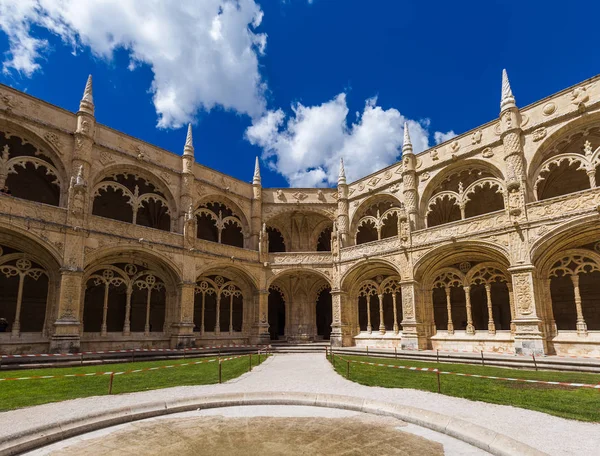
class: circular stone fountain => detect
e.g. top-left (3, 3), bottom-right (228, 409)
top-left (28, 406), bottom-right (451, 456)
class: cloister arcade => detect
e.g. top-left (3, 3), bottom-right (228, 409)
top-left (1, 72), bottom-right (600, 356)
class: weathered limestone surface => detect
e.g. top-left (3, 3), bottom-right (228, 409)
top-left (0, 71), bottom-right (600, 356)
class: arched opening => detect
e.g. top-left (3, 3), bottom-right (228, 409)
top-left (83, 264), bottom-right (167, 335)
top-left (356, 277), bottom-right (402, 334)
top-left (536, 160), bottom-right (591, 200)
top-left (427, 195), bottom-right (461, 227)
top-left (353, 198), bottom-right (402, 245)
top-left (356, 219), bottom-right (378, 245)
top-left (316, 226), bottom-right (332, 252)
top-left (0, 132), bottom-right (61, 206)
top-left (268, 287), bottom-right (286, 340)
top-left (0, 246), bottom-right (49, 334)
top-left (424, 166), bottom-right (503, 228)
top-left (196, 202), bottom-right (244, 248)
top-left (92, 186), bottom-right (132, 223)
top-left (194, 275), bottom-right (244, 335)
top-left (549, 252), bottom-right (600, 332)
top-left (316, 287), bottom-right (332, 339)
top-left (464, 183), bottom-right (504, 218)
top-left (380, 213), bottom-right (399, 240)
top-left (92, 174), bottom-right (171, 231)
top-left (267, 226), bottom-right (286, 253)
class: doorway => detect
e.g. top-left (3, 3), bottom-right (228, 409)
top-left (316, 287), bottom-right (332, 340)
top-left (268, 287), bottom-right (286, 340)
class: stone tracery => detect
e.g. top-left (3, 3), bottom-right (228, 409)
top-left (92, 173), bottom-right (172, 231)
top-left (1, 71), bottom-right (600, 357)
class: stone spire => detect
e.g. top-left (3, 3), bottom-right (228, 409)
top-left (338, 157), bottom-right (347, 186)
top-left (402, 122), bottom-right (413, 154)
top-left (183, 123), bottom-right (194, 156)
top-left (79, 74), bottom-right (94, 115)
top-left (253, 156), bottom-right (261, 185)
top-left (500, 69), bottom-right (516, 111)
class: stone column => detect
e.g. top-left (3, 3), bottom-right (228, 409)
top-left (464, 286), bottom-right (475, 335)
top-left (509, 265), bottom-right (546, 355)
top-left (9, 272), bottom-right (25, 336)
top-left (485, 284), bottom-right (496, 335)
top-left (366, 296), bottom-right (372, 333)
top-left (215, 295), bottom-right (221, 335)
top-left (101, 282), bottom-right (109, 336)
top-left (392, 293), bottom-right (399, 334)
top-left (50, 269), bottom-right (84, 353)
top-left (144, 288), bottom-right (152, 336)
top-left (445, 287), bottom-right (454, 335)
top-left (570, 275), bottom-right (588, 335)
top-left (330, 289), bottom-right (353, 347)
top-left (123, 288), bottom-right (133, 336)
top-left (229, 294), bottom-right (234, 334)
top-left (378, 294), bottom-right (385, 334)
top-left (507, 282), bottom-right (516, 333)
top-left (169, 281), bottom-right (196, 349)
top-left (251, 290), bottom-right (270, 344)
top-left (399, 280), bottom-right (425, 350)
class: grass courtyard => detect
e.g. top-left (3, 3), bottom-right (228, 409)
top-left (0, 354), bottom-right (267, 411)
top-left (330, 354), bottom-right (600, 422)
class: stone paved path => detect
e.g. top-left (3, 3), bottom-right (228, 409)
top-left (2, 353), bottom-right (598, 455)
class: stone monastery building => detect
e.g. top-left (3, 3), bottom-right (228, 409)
top-left (0, 71), bottom-right (599, 357)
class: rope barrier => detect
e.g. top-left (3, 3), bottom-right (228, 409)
top-left (0, 354), bottom-right (250, 382)
top-left (332, 354), bottom-right (600, 390)
top-left (1, 344), bottom-right (271, 359)
top-left (357, 346), bottom-right (600, 359)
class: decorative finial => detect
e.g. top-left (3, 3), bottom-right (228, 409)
top-left (500, 69), bottom-right (516, 111)
top-left (253, 156), bottom-right (261, 185)
top-left (402, 122), bottom-right (413, 155)
top-left (183, 123), bottom-right (194, 156)
top-left (79, 74), bottom-right (94, 115)
top-left (338, 157), bottom-right (347, 185)
top-left (403, 122), bottom-right (412, 147)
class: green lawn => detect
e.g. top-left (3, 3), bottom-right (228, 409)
top-left (0, 354), bottom-right (267, 412)
top-left (330, 354), bottom-right (600, 422)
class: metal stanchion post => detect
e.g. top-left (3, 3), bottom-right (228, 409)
top-left (249, 353), bottom-right (252, 372)
top-left (436, 370), bottom-right (441, 393)
top-left (532, 353), bottom-right (538, 371)
top-left (258, 350), bottom-right (261, 364)
top-left (108, 372), bottom-right (115, 395)
top-left (480, 350), bottom-right (485, 367)
top-left (436, 349), bottom-right (439, 364)
top-left (346, 360), bottom-right (350, 379)
top-left (218, 359), bottom-right (222, 384)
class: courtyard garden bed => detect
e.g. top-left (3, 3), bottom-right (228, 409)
top-left (330, 354), bottom-right (600, 422)
top-left (0, 354), bottom-right (267, 411)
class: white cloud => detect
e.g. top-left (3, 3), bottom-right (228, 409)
top-left (246, 93), bottom-right (440, 187)
top-left (0, 0), bottom-right (267, 128)
top-left (434, 130), bottom-right (457, 145)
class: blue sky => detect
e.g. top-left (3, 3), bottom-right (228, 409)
top-left (0, 0), bottom-right (597, 188)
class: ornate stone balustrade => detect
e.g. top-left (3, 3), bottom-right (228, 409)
top-left (526, 188), bottom-right (600, 221)
top-left (0, 196), bottom-right (67, 226)
top-left (412, 210), bottom-right (508, 247)
top-left (340, 236), bottom-right (400, 262)
top-left (269, 251), bottom-right (332, 266)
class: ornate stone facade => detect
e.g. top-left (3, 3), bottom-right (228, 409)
top-left (1, 71), bottom-right (600, 356)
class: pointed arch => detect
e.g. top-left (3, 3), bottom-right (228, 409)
top-left (0, 122), bottom-right (68, 207)
top-left (91, 165), bottom-right (176, 231)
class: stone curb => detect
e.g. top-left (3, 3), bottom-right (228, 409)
top-left (0, 392), bottom-right (547, 456)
